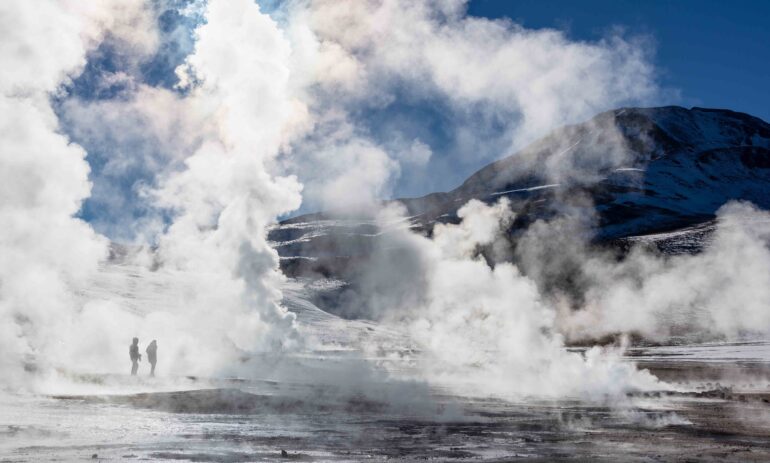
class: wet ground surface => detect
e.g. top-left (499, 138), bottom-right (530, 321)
top-left (2, 343), bottom-right (770, 462)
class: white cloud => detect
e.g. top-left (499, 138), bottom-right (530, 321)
top-left (365, 199), bottom-right (660, 398)
top-left (275, 0), bottom-right (659, 210)
top-left (0, 0), bottom-right (157, 386)
top-left (1, 0), bottom-right (690, 400)
top-left (560, 201), bottom-right (770, 341)
top-left (151, 0), bottom-right (307, 358)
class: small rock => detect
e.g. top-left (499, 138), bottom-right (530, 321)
top-left (281, 449), bottom-right (289, 457)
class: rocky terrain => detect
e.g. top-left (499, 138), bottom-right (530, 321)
top-left (268, 106), bottom-right (770, 318)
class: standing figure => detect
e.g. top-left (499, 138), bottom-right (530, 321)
top-left (129, 337), bottom-right (141, 375)
top-left (146, 340), bottom-right (158, 377)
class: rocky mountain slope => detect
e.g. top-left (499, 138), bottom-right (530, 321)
top-left (266, 107), bottom-right (770, 317)
top-left (270, 106), bottom-right (770, 273)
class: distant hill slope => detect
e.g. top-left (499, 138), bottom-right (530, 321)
top-left (270, 106), bottom-right (770, 279)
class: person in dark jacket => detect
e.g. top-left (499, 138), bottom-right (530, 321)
top-left (146, 340), bottom-right (158, 377)
top-left (129, 337), bottom-right (141, 375)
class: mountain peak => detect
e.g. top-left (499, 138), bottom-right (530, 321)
top-left (268, 106), bottom-right (770, 315)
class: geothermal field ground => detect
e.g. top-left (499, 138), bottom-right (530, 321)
top-left (2, 261), bottom-right (770, 462)
top-left (3, 342), bottom-right (770, 461)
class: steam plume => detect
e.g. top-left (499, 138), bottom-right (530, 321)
top-left (0, 0), bottom-right (156, 387)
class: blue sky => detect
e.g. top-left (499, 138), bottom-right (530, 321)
top-left (62, 0), bottom-right (770, 238)
top-left (469, 0), bottom-right (770, 123)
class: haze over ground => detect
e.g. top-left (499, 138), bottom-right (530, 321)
top-left (1, 1), bottom-right (770, 461)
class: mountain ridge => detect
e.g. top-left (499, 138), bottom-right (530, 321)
top-left (270, 106), bottom-right (770, 270)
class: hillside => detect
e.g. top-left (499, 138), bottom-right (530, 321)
top-left (267, 106), bottom-right (770, 317)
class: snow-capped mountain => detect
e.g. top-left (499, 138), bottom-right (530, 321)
top-left (82, 107), bottom-right (770, 335)
top-left (269, 107), bottom-right (770, 293)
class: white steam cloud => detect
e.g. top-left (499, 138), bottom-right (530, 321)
top-left (370, 199), bottom-right (660, 398)
top-left (5, 0), bottom-right (768, 405)
top-left (559, 201), bottom-right (770, 341)
top-left (280, 0), bottom-right (658, 210)
top-left (149, 0), bottom-right (307, 363)
top-left (0, 0), bottom-right (156, 388)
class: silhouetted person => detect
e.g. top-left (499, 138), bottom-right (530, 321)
top-left (129, 337), bottom-right (141, 375)
top-left (146, 340), bottom-right (157, 377)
